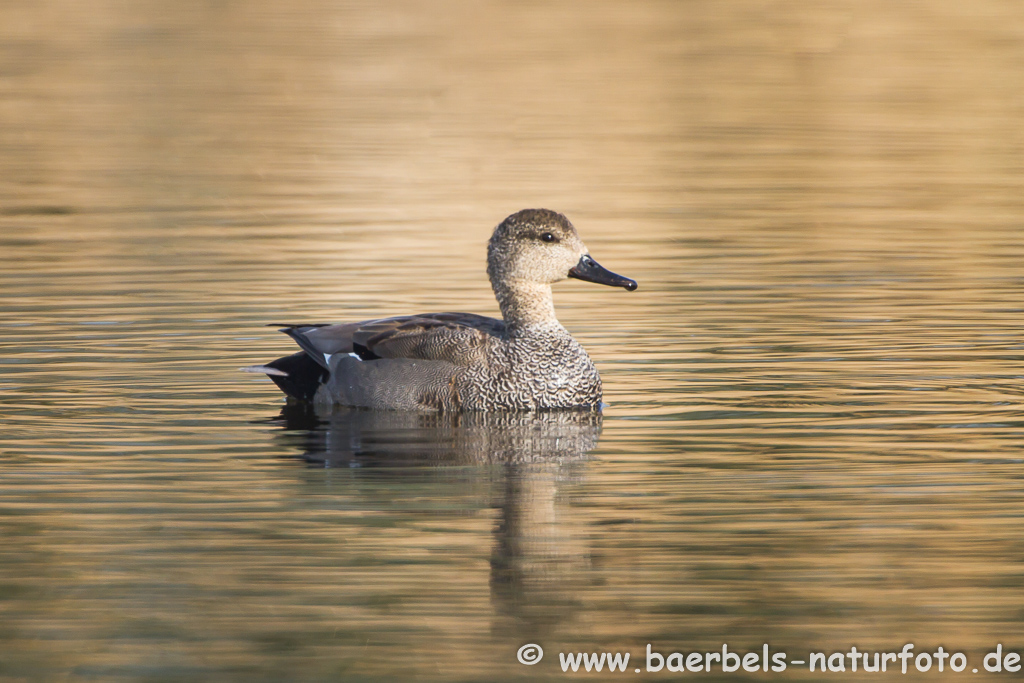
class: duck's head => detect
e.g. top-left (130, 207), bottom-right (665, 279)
top-left (487, 209), bottom-right (637, 291)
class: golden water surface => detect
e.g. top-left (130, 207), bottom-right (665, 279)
top-left (2, 1), bottom-right (1024, 680)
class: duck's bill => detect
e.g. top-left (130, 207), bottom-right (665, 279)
top-left (568, 255), bottom-right (638, 291)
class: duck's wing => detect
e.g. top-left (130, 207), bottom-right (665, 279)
top-left (271, 322), bottom-right (363, 370)
top-left (353, 312), bottom-right (504, 363)
top-left (278, 312), bottom-right (505, 370)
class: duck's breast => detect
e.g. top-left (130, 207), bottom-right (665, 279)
top-left (456, 334), bottom-right (602, 410)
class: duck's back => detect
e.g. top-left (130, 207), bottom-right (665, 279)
top-left (281, 312), bottom-right (503, 411)
top-left (307, 318), bottom-right (601, 411)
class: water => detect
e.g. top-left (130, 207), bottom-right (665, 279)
top-left (2, 1), bottom-right (1024, 680)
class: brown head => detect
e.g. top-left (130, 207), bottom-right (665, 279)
top-left (486, 209), bottom-right (637, 291)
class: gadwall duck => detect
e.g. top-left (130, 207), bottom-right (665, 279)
top-left (244, 209), bottom-right (636, 411)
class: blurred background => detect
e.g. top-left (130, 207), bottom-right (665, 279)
top-left (2, 1), bottom-right (1024, 680)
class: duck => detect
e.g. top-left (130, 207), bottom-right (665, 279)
top-left (243, 209), bottom-right (637, 411)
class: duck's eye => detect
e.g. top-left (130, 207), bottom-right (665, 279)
top-left (540, 232), bottom-right (557, 243)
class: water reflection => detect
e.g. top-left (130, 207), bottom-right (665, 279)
top-left (272, 406), bottom-right (598, 638)
top-left (489, 461), bottom-right (592, 642)
top-left (272, 405), bottom-right (602, 468)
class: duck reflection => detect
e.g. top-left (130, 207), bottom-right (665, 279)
top-left (271, 405), bottom-right (600, 636)
top-left (273, 403), bottom-right (601, 467)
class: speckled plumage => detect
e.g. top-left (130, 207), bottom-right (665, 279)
top-left (249, 209), bottom-right (636, 411)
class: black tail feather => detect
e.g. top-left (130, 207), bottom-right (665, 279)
top-left (266, 352), bottom-right (329, 402)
